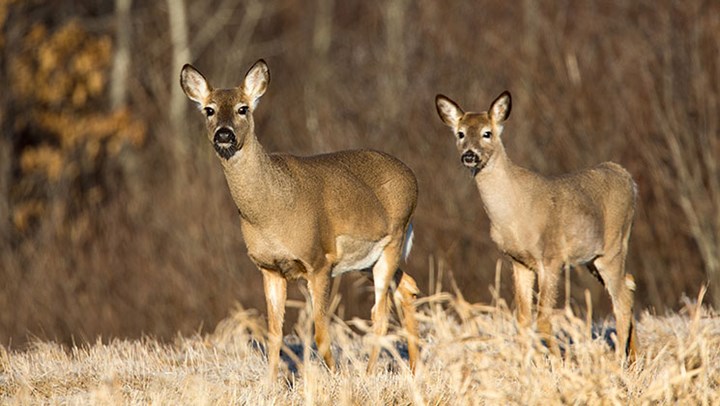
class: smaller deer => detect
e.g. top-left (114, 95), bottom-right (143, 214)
top-left (180, 60), bottom-right (420, 380)
top-left (435, 91), bottom-right (638, 360)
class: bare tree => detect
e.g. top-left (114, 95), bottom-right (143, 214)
top-left (305, 0), bottom-right (333, 149)
top-left (111, 0), bottom-right (132, 109)
top-left (380, 0), bottom-right (409, 123)
top-left (167, 0), bottom-right (191, 160)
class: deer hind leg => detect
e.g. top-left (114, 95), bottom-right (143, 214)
top-left (392, 268), bottom-right (420, 373)
top-left (512, 260), bottom-right (535, 328)
top-left (537, 261), bottom-right (561, 356)
top-left (261, 268), bottom-right (287, 382)
top-left (367, 244), bottom-right (402, 374)
top-left (593, 245), bottom-right (637, 362)
top-left (308, 270), bottom-right (335, 371)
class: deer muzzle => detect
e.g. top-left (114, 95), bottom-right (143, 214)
top-left (461, 150), bottom-right (480, 166)
top-left (213, 128), bottom-right (239, 160)
top-left (214, 128), bottom-right (236, 145)
top-left (461, 150), bottom-right (485, 176)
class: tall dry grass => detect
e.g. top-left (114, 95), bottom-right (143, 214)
top-left (1, 282), bottom-right (718, 404)
top-left (0, 0), bottom-right (718, 347)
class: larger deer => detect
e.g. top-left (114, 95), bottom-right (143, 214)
top-left (435, 91), bottom-right (638, 360)
top-left (180, 60), bottom-right (420, 380)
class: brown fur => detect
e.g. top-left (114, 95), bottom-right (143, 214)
top-left (180, 60), bottom-right (420, 380)
top-left (436, 91), bottom-right (638, 361)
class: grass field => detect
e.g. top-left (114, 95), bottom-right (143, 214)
top-left (1, 286), bottom-right (717, 405)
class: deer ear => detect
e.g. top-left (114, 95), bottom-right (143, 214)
top-left (435, 95), bottom-right (464, 128)
top-left (490, 91), bottom-right (511, 123)
top-left (180, 64), bottom-right (211, 104)
top-left (243, 59), bottom-right (270, 108)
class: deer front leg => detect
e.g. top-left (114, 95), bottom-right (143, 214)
top-left (512, 260), bottom-right (535, 328)
top-left (537, 261), bottom-right (561, 356)
top-left (308, 270), bottom-right (335, 371)
top-left (261, 268), bottom-right (287, 382)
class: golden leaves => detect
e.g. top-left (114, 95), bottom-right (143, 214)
top-left (9, 19), bottom-right (146, 233)
top-left (13, 21), bottom-right (112, 107)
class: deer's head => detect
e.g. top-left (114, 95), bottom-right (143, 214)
top-left (180, 60), bottom-right (270, 160)
top-left (435, 91), bottom-right (511, 176)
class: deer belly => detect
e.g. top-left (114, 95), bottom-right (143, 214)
top-left (331, 235), bottom-right (391, 277)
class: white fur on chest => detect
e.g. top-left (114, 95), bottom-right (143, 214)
top-left (331, 235), bottom-right (391, 277)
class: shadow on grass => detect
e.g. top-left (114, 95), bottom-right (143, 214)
top-left (251, 324), bottom-right (618, 375)
top-left (549, 325), bottom-right (618, 357)
top-left (251, 335), bottom-right (412, 375)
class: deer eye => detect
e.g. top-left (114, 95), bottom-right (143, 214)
top-left (482, 131), bottom-right (492, 139)
top-left (204, 107), bottom-right (215, 117)
top-left (237, 106), bottom-right (248, 115)
top-left (457, 131), bottom-right (465, 140)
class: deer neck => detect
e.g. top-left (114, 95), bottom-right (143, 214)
top-left (219, 136), bottom-right (294, 225)
top-left (473, 150), bottom-right (528, 227)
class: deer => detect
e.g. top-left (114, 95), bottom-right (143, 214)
top-left (180, 59), bottom-right (420, 380)
top-left (435, 91), bottom-right (638, 361)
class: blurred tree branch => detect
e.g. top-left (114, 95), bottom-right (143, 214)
top-left (648, 5), bottom-right (720, 307)
top-left (0, 126), bottom-right (9, 244)
top-left (305, 0), bottom-right (333, 149)
top-left (189, 0), bottom-right (264, 59)
top-left (225, 0), bottom-right (264, 71)
top-left (110, 0), bottom-right (131, 109)
top-left (380, 0), bottom-right (408, 123)
top-left (111, 0), bottom-right (145, 201)
top-left (167, 0), bottom-right (190, 161)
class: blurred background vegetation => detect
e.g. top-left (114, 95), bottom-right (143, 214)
top-left (0, 0), bottom-right (718, 346)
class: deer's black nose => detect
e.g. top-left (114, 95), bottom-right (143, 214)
top-left (214, 128), bottom-right (235, 144)
top-left (461, 150), bottom-right (479, 165)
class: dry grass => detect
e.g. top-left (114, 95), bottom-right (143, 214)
top-left (1, 0), bottom-right (718, 365)
top-left (1, 285), bottom-right (717, 405)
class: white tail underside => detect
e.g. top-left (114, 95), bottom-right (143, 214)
top-left (402, 223), bottom-right (414, 262)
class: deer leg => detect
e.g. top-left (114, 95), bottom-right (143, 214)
top-left (512, 260), bottom-right (535, 328)
top-left (367, 245), bottom-right (401, 373)
top-left (307, 270), bottom-right (335, 371)
top-left (594, 250), bottom-right (637, 362)
top-left (392, 268), bottom-right (420, 373)
top-left (261, 268), bottom-right (287, 382)
top-left (537, 261), bottom-right (561, 356)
